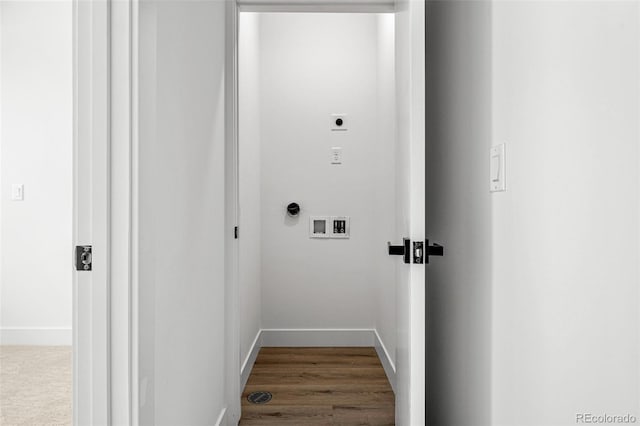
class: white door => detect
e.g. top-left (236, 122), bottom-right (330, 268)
top-left (394, 1), bottom-right (427, 425)
top-left (73, 1), bottom-right (110, 424)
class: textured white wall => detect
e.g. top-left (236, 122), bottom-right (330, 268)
top-left (238, 12), bottom-right (263, 369)
top-left (257, 13), bottom-right (396, 348)
top-left (0, 1), bottom-right (73, 345)
top-left (491, 2), bottom-right (640, 425)
top-left (137, 1), bottom-right (227, 424)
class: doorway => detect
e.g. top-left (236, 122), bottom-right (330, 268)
top-left (237, 10), bottom-right (398, 424)
top-left (0, 2), bottom-right (73, 424)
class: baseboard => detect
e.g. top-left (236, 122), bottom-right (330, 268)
top-left (374, 329), bottom-right (396, 393)
top-left (0, 327), bottom-right (72, 345)
top-left (241, 330), bottom-right (263, 390)
top-left (260, 328), bottom-right (376, 347)
top-left (242, 329), bottom-right (395, 395)
top-left (215, 406), bottom-right (227, 426)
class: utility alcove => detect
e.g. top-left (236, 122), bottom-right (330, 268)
top-left (238, 11), bottom-right (398, 424)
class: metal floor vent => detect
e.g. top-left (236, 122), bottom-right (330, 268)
top-left (247, 391), bottom-right (272, 404)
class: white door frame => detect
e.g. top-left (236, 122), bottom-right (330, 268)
top-left (225, 0), bottom-right (242, 424)
top-left (73, 0), bottom-right (110, 423)
top-left (229, 2), bottom-right (425, 425)
top-left (73, 0), bottom-right (137, 424)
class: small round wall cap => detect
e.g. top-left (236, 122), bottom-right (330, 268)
top-left (287, 202), bottom-right (300, 216)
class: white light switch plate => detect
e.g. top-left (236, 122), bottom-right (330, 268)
top-left (11, 184), bottom-right (24, 201)
top-left (490, 144), bottom-right (506, 192)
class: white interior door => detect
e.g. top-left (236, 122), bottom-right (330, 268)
top-left (73, 1), bottom-right (110, 424)
top-left (394, 1), bottom-right (426, 425)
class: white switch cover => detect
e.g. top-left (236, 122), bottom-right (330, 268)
top-left (490, 144), bottom-right (506, 192)
top-left (331, 147), bottom-right (343, 165)
top-left (11, 184), bottom-right (24, 201)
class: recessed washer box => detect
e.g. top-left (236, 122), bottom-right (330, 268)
top-left (309, 216), bottom-right (350, 239)
top-left (330, 216), bottom-right (350, 238)
top-left (310, 216), bottom-right (329, 238)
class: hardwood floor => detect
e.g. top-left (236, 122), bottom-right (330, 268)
top-left (240, 347), bottom-right (395, 425)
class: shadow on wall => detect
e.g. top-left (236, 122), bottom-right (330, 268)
top-left (425, 1), bottom-right (492, 426)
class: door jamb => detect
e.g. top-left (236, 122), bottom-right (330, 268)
top-left (224, 0), bottom-right (242, 424)
top-left (228, 3), bottom-right (401, 425)
top-left (73, 0), bottom-right (137, 424)
top-left (73, 0), bottom-right (111, 424)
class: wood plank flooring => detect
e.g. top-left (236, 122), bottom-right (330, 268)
top-left (240, 347), bottom-right (395, 425)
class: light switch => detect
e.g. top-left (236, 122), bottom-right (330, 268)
top-left (491, 155), bottom-right (500, 182)
top-left (11, 184), bottom-right (24, 201)
top-left (490, 144), bottom-right (506, 192)
top-left (331, 147), bottom-right (343, 165)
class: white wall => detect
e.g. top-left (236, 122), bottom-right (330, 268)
top-left (374, 12), bottom-right (397, 374)
top-left (425, 2), bottom-right (639, 425)
top-left (0, 1), bottom-right (73, 345)
top-left (257, 13), bottom-right (396, 350)
top-left (238, 12), bottom-right (262, 371)
top-left (425, 1), bottom-right (493, 425)
top-left (137, 1), bottom-right (228, 424)
top-left (491, 2), bottom-right (640, 425)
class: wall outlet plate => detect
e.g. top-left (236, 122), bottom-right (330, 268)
top-left (330, 114), bottom-right (348, 131)
top-left (330, 216), bottom-right (350, 238)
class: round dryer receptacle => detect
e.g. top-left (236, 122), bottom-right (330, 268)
top-left (287, 202), bottom-right (300, 216)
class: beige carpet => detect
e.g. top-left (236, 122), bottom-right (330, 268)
top-left (0, 346), bottom-right (72, 426)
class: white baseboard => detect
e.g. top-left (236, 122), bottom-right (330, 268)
top-left (374, 329), bottom-right (396, 393)
top-left (241, 330), bottom-right (263, 390)
top-left (215, 406), bottom-right (227, 426)
top-left (0, 327), bottom-right (72, 345)
top-left (260, 328), bottom-right (376, 347)
top-left (241, 329), bottom-right (395, 396)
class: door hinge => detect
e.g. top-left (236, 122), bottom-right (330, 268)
top-left (234, 226), bottom-right (239, 239)
top-left (75, 245), bottom-right (92, 271)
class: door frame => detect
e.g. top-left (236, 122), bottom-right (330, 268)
top-left (229, 1), bottom-right (425, 425)
top-left (73, 0), bottom-right (136, 424)
top-left (72, 0), bottom-right (109, 423)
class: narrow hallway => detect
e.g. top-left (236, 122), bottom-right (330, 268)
top-left (240, 347), bottom-right (394, 425)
